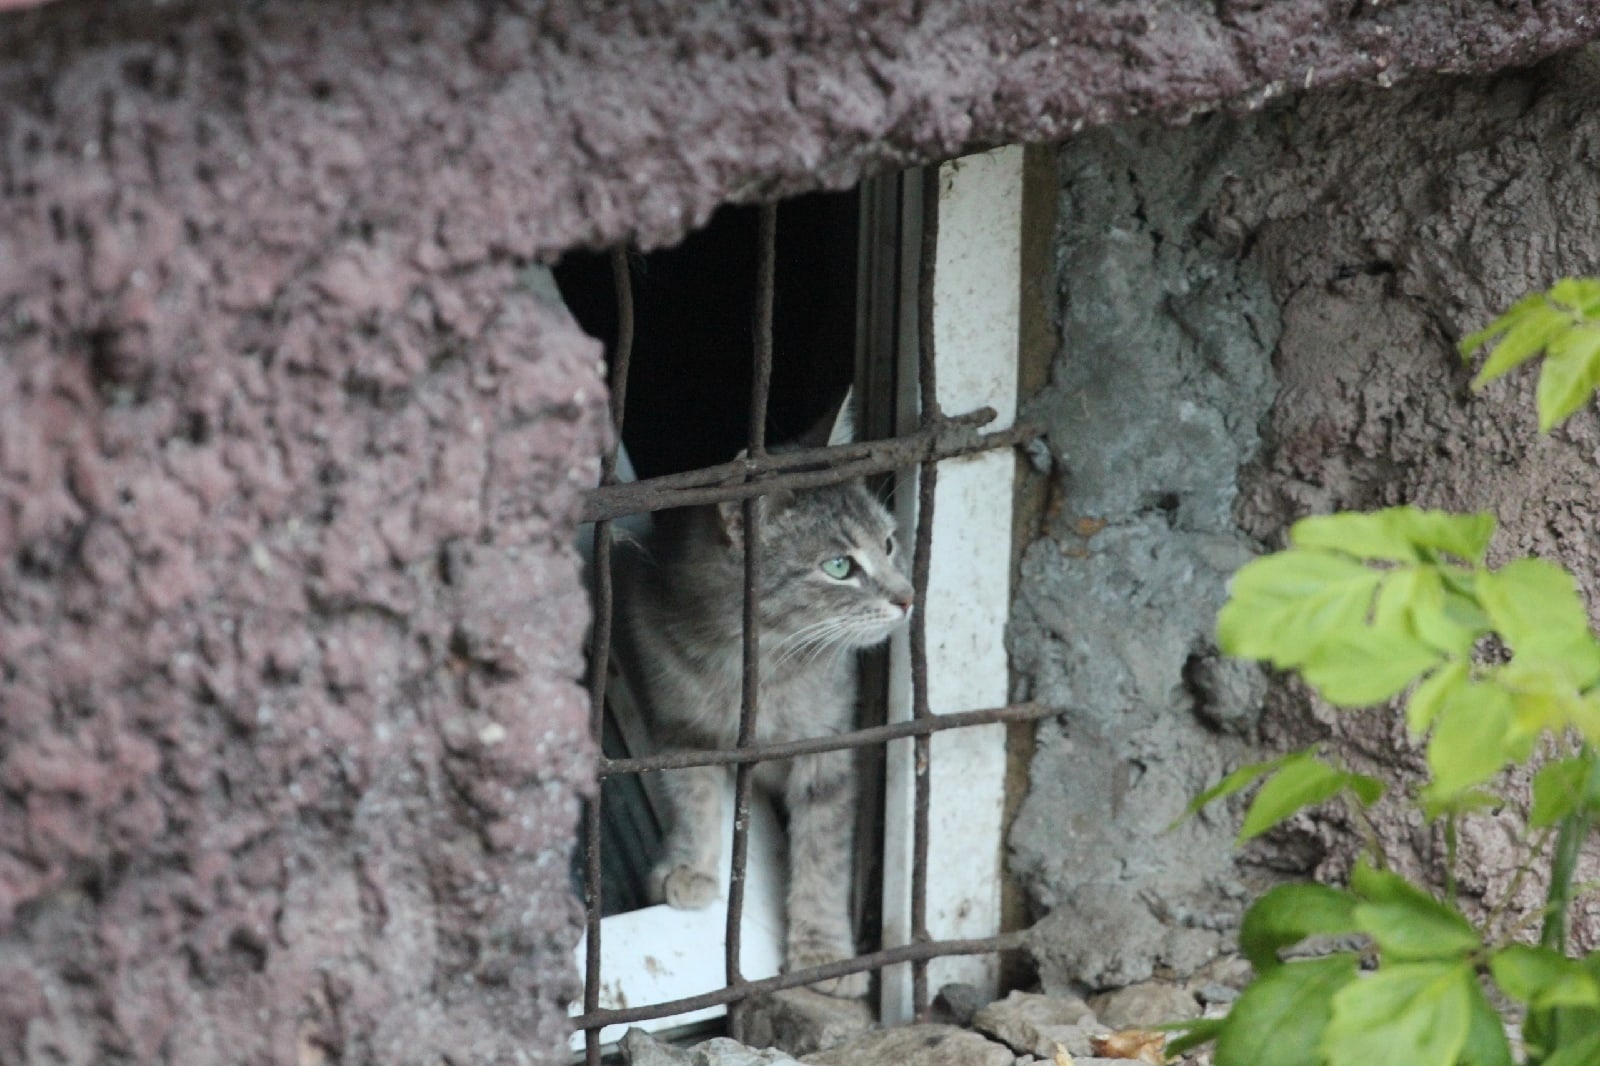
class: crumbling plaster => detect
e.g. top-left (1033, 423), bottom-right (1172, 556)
top-left (3, 0), bottom-right (1600, 1062)
top-left (1011, 46), bottom-right (1600, 991)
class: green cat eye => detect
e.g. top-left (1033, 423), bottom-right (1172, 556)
top-left (821, 556), bottom-right (855, 580)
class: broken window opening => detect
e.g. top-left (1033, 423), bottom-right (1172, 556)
top-left (562, 152), bottom-right (1049, 1063)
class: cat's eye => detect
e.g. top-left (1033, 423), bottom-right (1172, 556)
top-left (885, 536), bottom-right (896, 555)
top-left (821, 556), bottom-right (856, 580)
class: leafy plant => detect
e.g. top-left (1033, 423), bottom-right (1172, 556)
top-left (1172, 280), bottom-right (1600, 1066)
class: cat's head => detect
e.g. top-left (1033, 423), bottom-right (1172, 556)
top-left (714, 391), bottom-right (913, 653)
top-left (723, 481), bottom-right (912, 654)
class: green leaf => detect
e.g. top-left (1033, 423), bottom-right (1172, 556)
top-left (1219, 551), bottom-right (1383, 667)
top-left (1459, 291), bottom-right (1547, 359)
top-left (1476, 559), bottom-right (1595, 662)
top-left (1542, 1031), bottom-right (1600, 1066)
top-left (1490, 945), bottom-right (1600, 1010)
top-left (1238, 753), bottom-right (1382, 843)
top-left (1162, 1016), bottom-right (1226, 1056)
top-left (1505, 658), bottom-right (1600, 738)
top-left (1299, 626), bottom-right (1444, 707)
top-left (1531, 757), bottom-right (1596, 830)
top-left (1353, 889), bottom-right (1480, 962)
top-left (1570, 693), bottom-right (1600, 745)
top-left (1457, 973), bottom-right (1515, 1066)
top-left (1423, 681), bottom-right (1516, 803)
top-left (1345, 772), bottom-right (1385, 806)
top-left (1375, 567), bottom-right (1483, 658)
top-left (1350, 859), bottom-right (1432, 905)
top-left (1322, 961), bottom-right (1476, 1066)
top-left (1420, 788), bottom-right (1504, 821)
top-left (1407, 662), bottom-right (1469, 736)
top-left (1546, 278), bottom-right (1600, 311)
top-left (1290, 511), bottom-right (1420, 562)
top-left (1350, 863), bottom-right (1479, 959)
top-left (1470, 300), bottom-right (1570, 388)
top-left (1492, 944), bottom-right (1565, 1002)
top-left (1174, 748), bottom-right (1310, 826)
top-left (1239, 883), bottom-right (1361, 973)
top-left (1530, 955), bottom-right (1600, 1062)
top-left (1536, 323), bottom-right (1600, 431)
top-left (1387, 508), bottom-right (1497, 564)
top-left (1215, 954), bottom-right (1358, 1066)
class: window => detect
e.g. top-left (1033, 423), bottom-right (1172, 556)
top-left (565, 146), bottom-right (1048, 1060)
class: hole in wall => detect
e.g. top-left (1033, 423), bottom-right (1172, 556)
top-left (552, 189), bottom-right (863, 921)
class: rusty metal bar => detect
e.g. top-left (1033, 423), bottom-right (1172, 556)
top-left (909, 164), bottom-right (942, 1018)
top-left (572, 930), bottom-right (1031, 1031)
top-left (600, 701), bottom-right (1053, 775)
top-left (587, 408), bottom-right (991, 498)
top-left (582, 247), bottom-right (635, 1066)
top-left (726, 203), bottom-right (777, 1041)
top-left (581, 408), bottom-right (1021, 522)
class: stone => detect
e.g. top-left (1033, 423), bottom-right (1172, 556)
top-left (1032, 1025), bottom-right (1101, 1059)
top-left (972, 990), bottom-right (1100, 1057)
top-left (1193, 953), bottom-right (1254, 992)
top-left (1089, 982), bottom-right (1200, 1030)
top-left (1194, 982), bottom-right (1239, 1005)
top-left (741, 988), bottom-right (874, 1056)
top-left (621, 1030), bottom-right (694, 1066)
top-left (621, 1029), bottom-right (801, 1066)
top-left (933, 981), bottom-right (992, 1026)
top-left (800, 1024), bottom-right (1013, 1066)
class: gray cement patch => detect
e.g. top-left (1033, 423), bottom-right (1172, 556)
top-left (1014, 45), bottom-right (1600, 990)
top-left (1008, 116), bottom-right (1279, 992)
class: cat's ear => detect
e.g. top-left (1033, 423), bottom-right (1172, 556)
top-left (791, 386), bottom-right (856, 449)
top-left (716, 497), bottom-right (745, 546)
top-left (715, 495), bottom-right (789, 545)
top-left (826, 386), bottom-right (856, 447)
top-left (715, 448), bottom-right (789, 545)
top-left (716, 448), bottom-right (752, 545)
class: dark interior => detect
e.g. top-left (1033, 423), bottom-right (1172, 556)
top-left (557, 190), bottom-right (862, 917)
top-left (554, 190), bottom-right (859, 475)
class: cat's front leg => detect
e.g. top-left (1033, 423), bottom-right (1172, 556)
top-left (649, 764), bottom-right (723, 909)
top-left (783, 749), bottom-right (867, 998)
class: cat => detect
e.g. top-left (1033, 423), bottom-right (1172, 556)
top-left (613, 397), bottom-right (912, 999)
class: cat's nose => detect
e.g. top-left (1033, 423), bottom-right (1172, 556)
top-left (892, 593), bottom-right (913, 615)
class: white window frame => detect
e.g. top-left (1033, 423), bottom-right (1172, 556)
top-left (568, 144), bottom-right (1024, 1052)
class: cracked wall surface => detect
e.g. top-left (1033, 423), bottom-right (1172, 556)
top-left (1225, 48), bottom-right (1600, 947)
top-left (1009, 114), bottom-right (1280, 993)
top-left (1011, 46), bottom-right (1600, 990)
top-left (4, 0), bottom-right (1600, 1061)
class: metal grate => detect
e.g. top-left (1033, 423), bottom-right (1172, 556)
top-left (577, 173), bottom-right (1054, 1063)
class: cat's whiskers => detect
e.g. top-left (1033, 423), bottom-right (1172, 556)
top-left (772, 616), bottom-right (857, 667)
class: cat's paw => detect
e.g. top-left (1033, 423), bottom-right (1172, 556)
top-left (786, 947), bottom-right (869, 999)
top-left (650, 863), bottom-right (719, 909)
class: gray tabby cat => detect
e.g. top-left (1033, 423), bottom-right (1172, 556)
top-left (615, 400), bottom-right (911, 998)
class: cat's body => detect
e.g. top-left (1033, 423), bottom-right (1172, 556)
top-left (614, 417), bottom-right (911, 999)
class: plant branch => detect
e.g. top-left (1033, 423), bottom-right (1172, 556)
top-left (1541, 744), bottom-right (1600, 953)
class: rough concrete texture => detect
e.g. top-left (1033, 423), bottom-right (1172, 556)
top-left (1009, 113), bottom-right (1280, 992)
top-left (1216, 48), bottom-right (1600, 944)
top-left (5, 0), bottom-right (1600, 1061)
top-left (621, 1029), bottom-right (802, 1066)
top-left (7, 0), bottom-right (1595, 264)
top-left (800, 1024), bottom-right (1014, 1066)
top-left (740, 989), bottom-right (873, 1058)
top-left (1013, 43), bottom-right (1600, 990)
top-left (0, 5), bottom-right (610, 1063)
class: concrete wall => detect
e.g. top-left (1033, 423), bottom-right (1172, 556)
top-left (1010, 46), bottom-right (1600, 991)
top-left (3, 0), bottom-right (1600, 1060)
